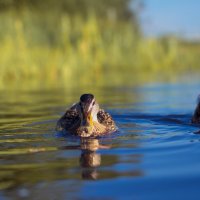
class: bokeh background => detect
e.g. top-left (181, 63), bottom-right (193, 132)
top-left (0, 0), bottom-right (199, 90)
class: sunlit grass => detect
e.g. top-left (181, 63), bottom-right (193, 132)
top-left (0, 10), bottom-right (200, 90)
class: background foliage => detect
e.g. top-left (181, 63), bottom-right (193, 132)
top-left (0, 0), bottom-right (199, 90)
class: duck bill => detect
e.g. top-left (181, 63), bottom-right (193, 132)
top-left (81, 111), bottom-right (93, 127)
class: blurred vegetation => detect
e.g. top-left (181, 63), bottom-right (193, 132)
top-left (0, 0), bottom-right (199, 90)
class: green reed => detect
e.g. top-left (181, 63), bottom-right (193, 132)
top-left (0, 10), bottom-right (199, 90)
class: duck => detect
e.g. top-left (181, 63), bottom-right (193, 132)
top-left (56, 94), bottom-right (117, 137)
top-left (192, 94), bottom-right (200, 124)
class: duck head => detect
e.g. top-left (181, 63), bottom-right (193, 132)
top-left (77, 94), bottom-right (99, 129)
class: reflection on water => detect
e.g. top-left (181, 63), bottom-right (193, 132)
top-left (60, 138), bottom-right (108, 180)
top-left (79, 139), bottom-right (105, 180)
top-left (0, 80), bottom-right (200, 200)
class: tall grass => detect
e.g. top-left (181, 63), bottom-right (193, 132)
top-left (0, 10), bottom-right (199, 90)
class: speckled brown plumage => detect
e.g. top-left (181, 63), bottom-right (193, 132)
top-left (97, 109), bottom-right (116, 132)
top-left (56, 109), bottom-right (79, 131)
top-left (56, 107), bottom-right (116, 137)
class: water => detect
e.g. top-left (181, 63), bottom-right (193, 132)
top-left (1, 80), bottom-right (200, 200)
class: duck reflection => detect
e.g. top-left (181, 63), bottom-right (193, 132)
top-left (60, 137), bottom-right (143, 180)
top-left (79, 138), bottom-right (109, 180)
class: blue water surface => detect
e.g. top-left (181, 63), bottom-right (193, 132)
top-left (0, 79), bottom-right (200, 200)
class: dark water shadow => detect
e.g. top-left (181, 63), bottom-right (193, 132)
top-left (114, 112), bottom-right (199, 128)
top-left (112, 113), bottom-right (200, 139)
